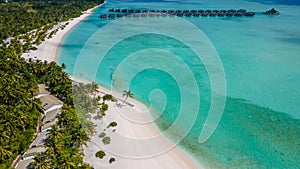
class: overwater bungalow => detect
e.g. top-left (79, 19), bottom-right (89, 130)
top-left (237, 9), bottom-right (247, 14)
top-left (234, 12), bottom-right (243, 17)
top-left (128, 9), bottom-right (134, 13)
top-left (134, 9), bottom-right (141, 13)
top-left (245, 12), bottom-right (255, 16)
top-left (209, 13), bottom-right (217, 17)
top-left (99, 14), bottom-right (107, 18)
top-left (185, 13), bottom-right (192, 17)
top-left (226, 13), bottom-right (233, 17)
top-left (193, 13), bottom-right (200, 17)
top-left (108, 14), bottom-right (115, 19)
top-left (213, 9), bottom-right (220, 13)
top-left (218, 13), bottom-right (225, 17)
top-left (263, 8), bottom-right (280, 15)
top-left (201, 12), bottom-right (208, 17)
top-left (116, 14), bottom-right (123, 18)
top-left (229, 9), bottom-right (237, 13)
top-left (149, 13), bottom-right (155, 17)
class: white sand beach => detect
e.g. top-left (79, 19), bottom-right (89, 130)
top-left (21, 4), bottom-right (206, 169)
top-left (21, 4), bottom-right (101, 62)
top-left (71, 76), bottom-right (205, 169)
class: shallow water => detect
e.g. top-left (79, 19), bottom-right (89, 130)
top-left (58, 0), bottom-right (300, 168)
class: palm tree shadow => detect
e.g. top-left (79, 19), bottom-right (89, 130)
top-left (114, 102), bottom-right (124, 108)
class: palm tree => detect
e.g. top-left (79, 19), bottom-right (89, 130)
top-left (28, 153), bottom-right (51, 169)
top-left (91, 82), bottom-right (99, 98)
top-left (122, 90), bottom-right (134, 106)
top-left (61, 63), bottom-right (66, 70)
top-left (0, 145), bottom-right (12, 161)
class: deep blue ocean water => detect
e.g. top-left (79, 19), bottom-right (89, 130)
top-left (58, 0), bottom-right (300, 168)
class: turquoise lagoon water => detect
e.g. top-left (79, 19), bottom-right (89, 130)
top-left (58, 0), bottom-right (300, 168)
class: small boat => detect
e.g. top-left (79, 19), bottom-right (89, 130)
top-left (263, 8), bottom-right (280, 15)
top-left (128, 9), bottom-right (134, 13)
top-left (108, 8), bottom-right (114, 12)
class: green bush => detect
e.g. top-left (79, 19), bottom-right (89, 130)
top-left (102, 136), bottom-right (111, 145)
top-left (109, 158), bottom-right (116, 164)
top-left (99, 132), bottom-right (106, 138)
top-left (95, 150), bottom-right (106, 159)
top-left (107, 121), bottom-right (118, 128)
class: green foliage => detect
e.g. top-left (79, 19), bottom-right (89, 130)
top-left (107, 121), bottom-right (118, 128)
top-left (0, 0), bottom-right (104, 40)
top-left (109, 157), bottom-right (116, 164)
top-left (99, 132), bottom-right (106, 138)
top-left (102, 136), bottom-right (111, 145)
top-left (95, 150), bottom-right (106, 159)
top-left (0, 1), bottom-right (105, 168)
top-left (103, 94), bottom-right (113, 102)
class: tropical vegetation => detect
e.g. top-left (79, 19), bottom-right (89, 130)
top-left (0, 0), bottom-right (104, 168)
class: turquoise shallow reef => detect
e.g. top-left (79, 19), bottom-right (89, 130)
top-left (58, 0), bottom-right (300, 168)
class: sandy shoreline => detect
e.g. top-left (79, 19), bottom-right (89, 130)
top-left (72, 76), bottom-right (205, 169)
top-left (21, 3), bottom-right (206, 169)
top-left (21, 4), bottom-right (102, 63)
